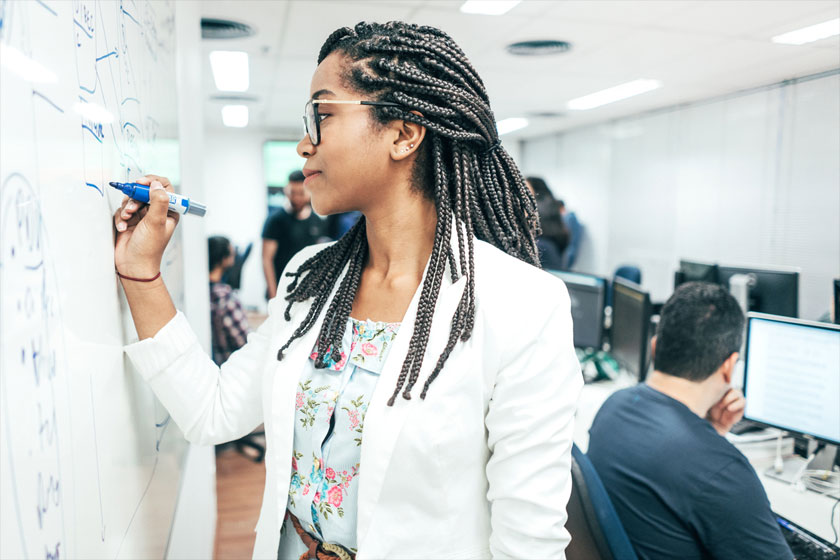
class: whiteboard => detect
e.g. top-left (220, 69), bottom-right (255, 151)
top-left (0, 1), bottom-right (188, 558)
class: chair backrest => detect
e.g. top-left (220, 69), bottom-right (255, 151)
top-left (223, 242), bottom-right (253, 290)
top-left (565, 444), bottom-right (638, 560)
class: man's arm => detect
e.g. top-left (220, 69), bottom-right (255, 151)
top-left (694, 459), bottom-right (793, 560)
top-left (262, 239), bottom-right (278, 299)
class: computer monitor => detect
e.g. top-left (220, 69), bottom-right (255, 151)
top-left (742, 313), bottom-right (840, 446)
top-left (674, 259), bottom-right (719, 288)
top-left (548, 270), bottom-right (606, 349)
top-left (610, 277), bottom-right (652, 380)
top-left (833, 279), bottom-right (839, 325)
top-left (718, 265), bottom-right (799, 318)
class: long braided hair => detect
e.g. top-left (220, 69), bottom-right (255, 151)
top-left (277, 21), bottom-right (540, 405)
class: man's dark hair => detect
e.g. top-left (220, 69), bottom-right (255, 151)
top-left (288, 170), bottom-right (305, 183)
top-left (208, 236), bottom-right (232, 272)
top-left (276, 21), bottom-right (541, 406)
top-left (654, 282), bottom-right (745, 381)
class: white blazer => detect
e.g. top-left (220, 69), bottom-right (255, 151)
top-left (125, 232), bottom-right (582, 560)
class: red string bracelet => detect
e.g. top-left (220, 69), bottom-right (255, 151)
top-left (115, 269), bottom-right (161, 282)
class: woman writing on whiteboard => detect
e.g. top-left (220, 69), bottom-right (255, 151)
top-left (114, 22), bottom-right (581, 560)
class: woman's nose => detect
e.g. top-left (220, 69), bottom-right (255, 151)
top-left (297, 135), bottom-right (314, 158)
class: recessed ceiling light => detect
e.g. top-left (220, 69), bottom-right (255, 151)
top-left (567, 79), bottom-right (662, 111)
top-left (460, 1), bottom-right (521, 16)
top-left (209, 50), bottom-right (249, 92)
top-left (497, 117), bottom-right (528, 135)
top-left (0, 43), bottom-right (57, 83)
top-left (772, 18), bottom-right (840, 45)
top-left (507, 40), bottom-right (572, 56)
top-left (222, 105), bottom-right (248, 128)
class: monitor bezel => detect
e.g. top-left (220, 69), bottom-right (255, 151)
top-left (546, 269), bottom-right (607, 349)
top-left (611, 277), bottom-right (652, 380)
top-left (742, 312), bottom-right (840, 446)
top-left (718, 264), bottom-right (800, 318)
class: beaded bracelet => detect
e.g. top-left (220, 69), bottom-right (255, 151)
top-left (115, 269), bottom-right (161, 282)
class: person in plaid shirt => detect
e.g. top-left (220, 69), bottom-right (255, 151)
top-left (209, 236), bottom-right (251, 365)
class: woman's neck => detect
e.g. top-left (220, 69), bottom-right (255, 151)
top-left (362, 193), bottom-right (437, 285)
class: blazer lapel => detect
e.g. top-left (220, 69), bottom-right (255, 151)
top-left (356, 223), bottom-right (469, 545)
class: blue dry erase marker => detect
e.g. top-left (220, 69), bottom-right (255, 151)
top-left (109, 182), bottom-right (207, 217)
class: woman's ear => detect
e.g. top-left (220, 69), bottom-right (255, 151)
top-left (391, 110), bottom-right (426, 161)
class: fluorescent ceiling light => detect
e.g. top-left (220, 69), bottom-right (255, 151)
top-left (772, 18), bottom-right (840, 45)
top-left (0, 44), bottom-right (58, 83)
top-left (221, 105), bottom-right (248, 128)
top-left (496, 117), bottom-right (528, 135)
top-left (567, 79), bottom-right (662, 111)
top-left (209, 50), bottom-right (249, 92)
top-left (460, 1), bottom-right (521, 16)
top-left (73, 102), bottom-right (114, 124)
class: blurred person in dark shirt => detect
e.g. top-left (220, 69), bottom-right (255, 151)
top-left (524, 176), bottom-right (568, 270)
top-left (261, 170), bottom-right (329, 298)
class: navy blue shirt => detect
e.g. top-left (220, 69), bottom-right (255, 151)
top-left (588, 384), bottom-right (792, 560)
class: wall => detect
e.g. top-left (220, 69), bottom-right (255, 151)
top-left (521, 71), bottom-right (840, 320)
top-left (203, 129), bottom-right (273, 312)
top-left (166, 2), bottom-right (216, 558)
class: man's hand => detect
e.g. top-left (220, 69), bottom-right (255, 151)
top-left (707, 388), bottom-right (746, 436)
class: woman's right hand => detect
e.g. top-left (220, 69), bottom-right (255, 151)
top-left (113, 175), bottom-right (180, 278)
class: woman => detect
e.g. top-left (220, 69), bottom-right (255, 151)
top-left (114, 22), bottom-right (581, 560)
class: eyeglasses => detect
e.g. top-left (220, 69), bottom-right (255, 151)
top-left (303, 99), bottom-right (401, 146)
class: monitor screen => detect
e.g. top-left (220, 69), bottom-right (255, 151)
top-left (548, 270), bottom-right (606, 349)
top-left (743, 314), bottom-right (840, 445)
top-left (833, 279), bottom-right (839, 325)
top-left (718, 265), bottom-right (798, 318)
top-left (611, 278), bottom-right (652, 380)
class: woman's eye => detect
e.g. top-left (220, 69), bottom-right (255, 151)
top-left (318, 113), bottom-right (330, 122)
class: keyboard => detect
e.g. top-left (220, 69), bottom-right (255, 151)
top-left (776, 514), bottom-right (839, 559)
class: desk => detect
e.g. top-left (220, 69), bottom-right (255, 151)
top-left (575, 376), bottom-right (840, 543)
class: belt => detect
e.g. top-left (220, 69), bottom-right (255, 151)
top-left (287, 510), bottom-right (356, 560)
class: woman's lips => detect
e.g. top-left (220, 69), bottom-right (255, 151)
top-left (303, 171), bottom-right (321, 186)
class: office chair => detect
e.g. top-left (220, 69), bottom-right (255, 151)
top-left (222, 241), bottom-right (252, 291)
top-left (565, 444), bottom-right (638, 560)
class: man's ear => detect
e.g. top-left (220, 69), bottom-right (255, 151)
top-left (650, 335), bottom-right (657, 360)
top-left (391, 110), bottom-right (426, 161)
top-left (721, 351), bottom-right (739, 385)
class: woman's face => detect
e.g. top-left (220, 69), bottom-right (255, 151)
top-left (296, 52), bottom-right (397, 216)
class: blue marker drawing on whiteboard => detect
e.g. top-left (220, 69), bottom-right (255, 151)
top-left (108, 182), bottom-right (206, 217)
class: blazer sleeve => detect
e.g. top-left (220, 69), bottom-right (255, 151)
top-left (123, 244), bottom-right (325, 446)
top-left (484, 295), bottom-right (583, 559)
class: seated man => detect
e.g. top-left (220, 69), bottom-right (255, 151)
top-left (588, 282), bottom-right (792, 560)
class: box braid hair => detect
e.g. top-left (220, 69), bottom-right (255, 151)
top-left (277, 21), bottom-right (540, 406)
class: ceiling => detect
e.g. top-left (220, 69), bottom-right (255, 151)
top-left (199, 0), bottom-right (840, 140)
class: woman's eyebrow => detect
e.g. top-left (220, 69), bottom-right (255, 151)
top-left (312, 89), bottom-right (335, 100)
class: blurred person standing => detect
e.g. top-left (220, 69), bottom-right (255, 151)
top-left (209, 236), bottom-right (251, 365)
top-left (558, 198), bottom-right (582, 270)
top-left (525, 176), bottom-right (568, 270)
top-left (262, 170), bottom-right (329, 298)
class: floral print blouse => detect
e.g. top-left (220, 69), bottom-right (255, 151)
top-left (286, 317), bottom-right (400, 552)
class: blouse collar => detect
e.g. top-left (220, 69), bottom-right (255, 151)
top-left (309, 318), bottom-right (400, 374)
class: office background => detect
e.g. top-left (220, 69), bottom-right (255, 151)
top-left (190, 4), bottom-right (840, 552)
